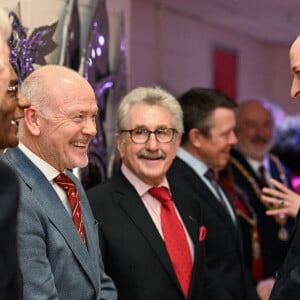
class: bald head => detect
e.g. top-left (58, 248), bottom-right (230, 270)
top-left (236, 99), bottom-right (275, 161)
top-left (21, 65), bottom-right (95, 113)
top-left (236, 99), bottom-right (274, 124)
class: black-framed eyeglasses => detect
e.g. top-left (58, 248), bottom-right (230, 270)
top-left (121, 127), bottom-right (178, 144)
top-left (6, 84), bottom-right (19, 99)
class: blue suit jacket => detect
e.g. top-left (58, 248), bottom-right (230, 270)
top-left (1, 147), bottom-right (117, 300)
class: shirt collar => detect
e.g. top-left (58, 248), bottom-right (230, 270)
top-left (18, 142), bottom-right (61, 181)
top-left (246, 155), bottom-right (270, 174)
top-left (177, 147), bottom-right (209, 177)
top-left (121, 163), bottom-right (170, 197)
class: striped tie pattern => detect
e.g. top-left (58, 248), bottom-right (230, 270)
top-left (149, 187), bottom-right (192, 299)
top-left (54, 173), bottom-right (86, 245)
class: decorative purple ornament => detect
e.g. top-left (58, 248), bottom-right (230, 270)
top-left (79, 0), bottom-right (113, 189)
top-left (8, 11), bottom-right (58, 82)
top-left (107, 16), bottom-right (127, 178)
top-left (110, 16), bottom-right (127, 106)
top-left (59, 0), bottom-right (80, 70)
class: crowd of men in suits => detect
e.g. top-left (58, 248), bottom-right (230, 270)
top-left (2, 3), bottom-right (300, 299)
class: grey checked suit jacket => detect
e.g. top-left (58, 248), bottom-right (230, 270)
top-left (1, 147), bottom-right (117, 300)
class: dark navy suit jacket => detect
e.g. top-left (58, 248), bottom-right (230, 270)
top-left (230, 148), bottom-right (294, 279)
top-left (88, 170), bottom-right (211, 300)
top-left (167, 157), bottom-right (259, 300)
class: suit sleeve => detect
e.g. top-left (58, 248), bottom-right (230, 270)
top-left (0, 163), bottom-right (19, 299)
top-left (17, 193), bottom-right (59, 299)
top-left (98, 254), bottom-right (118, 300)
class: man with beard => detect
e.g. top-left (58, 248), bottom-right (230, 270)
top-left (230, 99), bottom-right (294, 289)
top-left (265, 33), bottom-right (300, 300)
top-left (87, 86), bottom-right (210, 300)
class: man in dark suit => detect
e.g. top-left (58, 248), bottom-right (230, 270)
top-left (0, 7), bottom-right (31, 299)
top-left (267, 34), bottom-right (300, 300)
top-left (230, 99), bottom-right (293, 288)
top-left (1, 65), bottom-right (117, 300)
top-left (167, 87), bottom-right (260, 300)
top-left (88, 86), bottom-right (210, 300)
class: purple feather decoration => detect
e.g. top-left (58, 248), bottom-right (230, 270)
top-left (8, 11), bottom-right (58, 82)
top-left (79, 0), bottom-right (113, 189)
top-left (59, 0), bottom-right (80, 70)
top-left (107, 16), bottom-right (127, 178)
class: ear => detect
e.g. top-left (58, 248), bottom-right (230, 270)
top-left (189, 128), bottom-right (203, 148)
top-left (23, 107), bottom-right (41, 136)
top-left (115, 133), bottom-right (124, 159)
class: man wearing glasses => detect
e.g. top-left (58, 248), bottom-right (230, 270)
top-left (1, 63), bottom-right (30, 150)
top-left (0, 6), bottom-right (30, 299)
top-left (87, 86), bottom-right (210, 300)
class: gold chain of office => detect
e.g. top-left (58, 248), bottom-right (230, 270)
top-left (229, 154), bottom-right (289, 241)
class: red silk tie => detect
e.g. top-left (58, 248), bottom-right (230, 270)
top-left (149, 187), bottom-right (192, 299)
top-left (54, 173), bottom-right (86, 246)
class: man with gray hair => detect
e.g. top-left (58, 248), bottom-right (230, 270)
top-left (88, 86), bottom-right (209, 300)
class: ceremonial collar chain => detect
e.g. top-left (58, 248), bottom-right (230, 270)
top-left (230, 154), bottom-right (289, 241)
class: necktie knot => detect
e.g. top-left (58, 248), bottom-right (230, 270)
top-left (54, 173), bottom-right (75, 192)
top-left (148, 187), bottom-right (172, 205)
top-left (204, 168), bottom-right (216, 182)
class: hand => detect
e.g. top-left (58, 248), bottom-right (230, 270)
top-left (261, 178), bottom-right (300, 218)
top-left (256, 277), bottom-right (275, 300)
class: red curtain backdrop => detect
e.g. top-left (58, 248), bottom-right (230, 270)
top-left (213, 48), bottom-right (237, 99)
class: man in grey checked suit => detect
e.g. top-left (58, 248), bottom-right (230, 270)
top-left (1, 65), bottom-right (117, 300)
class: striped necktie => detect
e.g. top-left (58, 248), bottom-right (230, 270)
top-left (54, 173), bottom-right (86, 245)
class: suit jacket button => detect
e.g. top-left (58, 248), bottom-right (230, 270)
top-left (275, 271), bottom-right (281, 279)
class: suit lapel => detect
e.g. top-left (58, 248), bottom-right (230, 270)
top-left (172, 158), bottom-right (238, 234)
top-left (232, 149), bottom-right (262, 186)
top-left (170, 185), bottom-right (199, 243)
top-left (3, 148), bottom-right (99, 292)
top-left (113, 173), bottom-right (183, 292)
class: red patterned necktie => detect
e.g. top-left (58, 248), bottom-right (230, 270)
top-left (149, 187), bottom-right (192, 299)
top-left (54, 173), bottom-right (86, 246)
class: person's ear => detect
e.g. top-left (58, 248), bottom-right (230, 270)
top-left (23, 107), bottom-right (41, 136)
top-left (115, 133), bottom-right (125, 160)
top-left (189, 128), bottom-right (202, 148)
